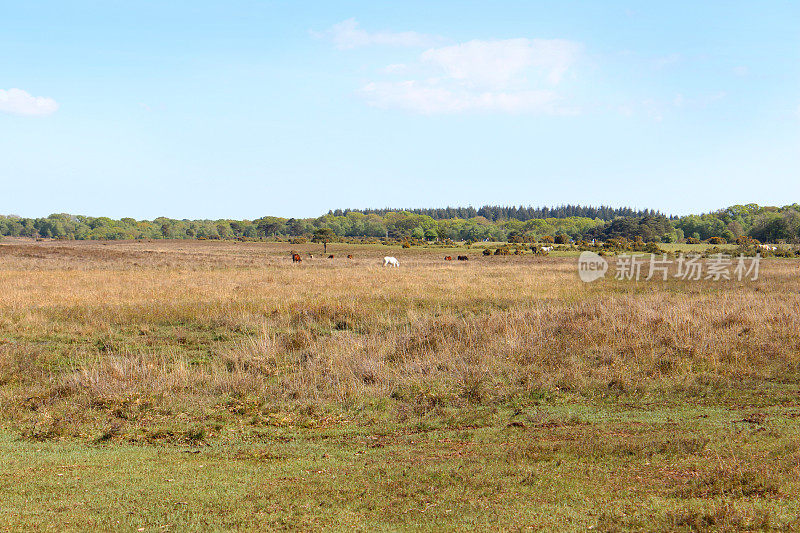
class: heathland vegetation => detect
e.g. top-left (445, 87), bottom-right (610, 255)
top-left (1, 239), bottom-right (800, 529)
top-left (4, 203), bottom-right (800, 244)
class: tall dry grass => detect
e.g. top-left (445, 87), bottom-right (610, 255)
top-left (1, 239), bottom-right (799, 440)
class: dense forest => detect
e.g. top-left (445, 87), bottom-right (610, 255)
top-left (331, 205), bottom-right (666, 222)
top-left (1, 204), bottom-right (800, 243)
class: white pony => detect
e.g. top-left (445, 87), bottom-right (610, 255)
top-left (383, 256), bottom-right (400, 267)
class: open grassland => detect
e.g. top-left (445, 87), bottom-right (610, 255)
top-left (1, 239), bottom-right (800, 531)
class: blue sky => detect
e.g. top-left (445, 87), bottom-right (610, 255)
top-left (2, 1), bottom-right (798, 219)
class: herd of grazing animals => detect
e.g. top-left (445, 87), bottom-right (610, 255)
top-left (288, 252), bottom-right (485, 268)
top-left (291, 247), bottom-right (561, 266)
top-left (291, 252), bottom-right (366, 263)
top-left (290, 242), bottom-right (780, 267)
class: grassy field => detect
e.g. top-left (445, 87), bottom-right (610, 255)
top-left (1, 238), bottom-right (800, 531)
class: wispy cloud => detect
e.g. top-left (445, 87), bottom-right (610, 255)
top-left (653, 53), bottom-right (681, 69)
top-left (381, 63), bottom-right (408, 74)
top-left (318, 20), bottom-right (583, 114)
top-left (361, 38), bottom-right (582, 114)
top-left (732, 65), bottom-right (749, 77)
top-left (421, 38), bottom-right (582, 87)
top-left (360, 81), bottom-right (571, 114)
top-left (0, 88), bottom-right (59, 116)
top-left (618, 91), bottom-right (727, 122)
top-left (315, 18), bottom-right (442, 50)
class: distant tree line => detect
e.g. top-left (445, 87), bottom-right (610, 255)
top-left (2, 204), bottom-right (800, 243)
top-left (330, 204), bottom-right (665, 222)
top-left (674, 204), bottom-right (800, 244)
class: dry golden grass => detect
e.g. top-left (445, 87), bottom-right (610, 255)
top-left (2, 238), bottom-right (800, 530)
top-left (1, 238), bottom-right (799, 440)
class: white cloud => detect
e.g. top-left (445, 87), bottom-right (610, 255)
top-left (618, 91), bottom-right (727, 121)
top-left (708, 91), bottom-right (727, 103)
top-left (381, 63), bottom-right (408, 74)
top-left (617, 104), bottom-right (634, 117)
top-left (360, 37), bottom-right (582, 114)
top-left (317, 18), bottom-right (441, 50)
top-left (653, 53), bottom-right (681, 69)
top-left (421, 38), bottom-right (581, 87)
top-left (360, 81), bottom-right (572, 114)
top-left (0, 88), bottom-right (59, 116)
top-left (318, 21), bottom-right (583, 114)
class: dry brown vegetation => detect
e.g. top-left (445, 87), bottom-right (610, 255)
top-left (3, 239), bottom-right (799, 438)
top-left (2, 238), bottom-right (800, 530)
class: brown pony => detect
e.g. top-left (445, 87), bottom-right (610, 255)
top-left (292, 253), bottom-right (302, 263)
top-left (444, 256), bottom-right (452, 261)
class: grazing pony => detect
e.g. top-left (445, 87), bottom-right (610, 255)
top-left (347, 254), bottom-right (354, 259)
top-left (541, 246), bottom-right (553, 253)
top-left (457, 255), bottom-right (468, 261)
top-left (444, 256), bottom-right (452, 261)
top-left (328, 254), bottom-right (335, 259)
top-left (291, 253), bottom-right (302, 263)
top-left (383, 256), bottom-right (400, 268)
